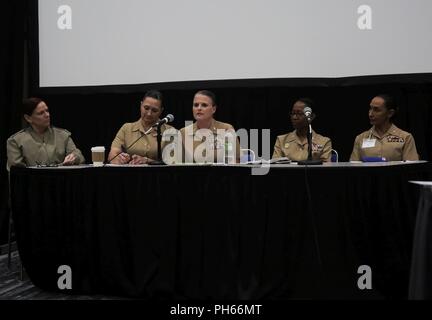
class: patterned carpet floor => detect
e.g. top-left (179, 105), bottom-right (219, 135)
top-left (0, 250), bottom-right (124, 300)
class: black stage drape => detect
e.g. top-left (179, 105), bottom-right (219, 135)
top-left (10, 163), bottom-right (432, 299)
top-left (0, 1), bottom-right (25, 244)
top-left (38, 84), bottom-right (432, 166)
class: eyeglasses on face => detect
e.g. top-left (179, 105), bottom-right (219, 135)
top-left (290, 112), bottom-right (305, 117)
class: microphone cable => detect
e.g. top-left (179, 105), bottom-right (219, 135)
top-left (104, 126), bottom-right (153, 165)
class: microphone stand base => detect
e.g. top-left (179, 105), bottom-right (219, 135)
top-left (148, 160), bottom-right (166, 166)
top-left (297, 160), bottom-right (323, 165)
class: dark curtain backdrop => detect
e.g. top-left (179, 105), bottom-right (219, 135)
top-left (0, 1), bottom-right (25, 244)
top-left (1, 0), bottom-right (432, 245)
top-left (38, 84), bottom-right (432, 165)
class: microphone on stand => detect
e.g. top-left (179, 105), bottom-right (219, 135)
top-left (304, 106), bottom-right (313, 123)
top-left (298, 107), bottom-right (322, 165)
top-left (152, 114), bottom-right (174, 127)
top-left (148, 114), bottom-right (175, 165)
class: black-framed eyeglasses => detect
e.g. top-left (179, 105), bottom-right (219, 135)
top-left (290, 112), bottom-right (304, 117)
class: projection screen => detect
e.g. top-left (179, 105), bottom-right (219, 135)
top-left (38, 0), bottom-right (432, 87)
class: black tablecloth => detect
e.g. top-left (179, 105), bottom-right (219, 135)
top-left (10, 163), bottom-right (432, 299)
top-left (409, 184), bottom-right (432, 299)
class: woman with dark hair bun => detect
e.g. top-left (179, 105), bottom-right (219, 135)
top-left (350, 94), bottom-right (419, 161)
top-left (6, 98), bottom-right (85, 170)
top-left (107, 90), bottom-right (174, 164)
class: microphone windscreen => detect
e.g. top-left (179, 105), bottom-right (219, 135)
top-left (303, 107), bottom-right (312, 116)
top-left (166, 114), bottom-right (174, 122)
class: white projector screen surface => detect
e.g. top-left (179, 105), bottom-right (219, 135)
top-left (39, 0), bottom-right (432, 87)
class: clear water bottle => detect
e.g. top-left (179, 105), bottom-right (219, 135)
top-left (224, 141), bottom-right (235, 164)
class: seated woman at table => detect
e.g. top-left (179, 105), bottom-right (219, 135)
top-left (272, 98), bottom-right (332, 162)
top-left (7, 97), bottom-right (85, 170)
top-left (350, 94), bottom-right (419, 162)
top-left (179, 90), bottom-right (240, 163)
top-left (108, 90), bottom-right (174, 165)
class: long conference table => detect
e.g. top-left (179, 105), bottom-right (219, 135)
top-left (9, 161), bottom-right (432, 299)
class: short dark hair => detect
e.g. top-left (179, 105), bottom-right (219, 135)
top-left (195, 90), bottom-right (217, 106)
top-left (22, 97), bottom-right (43, 116)
top-left (143, 90), bottom-right (163, 104)
top-left (295, 97), bottom-right (315, 110)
